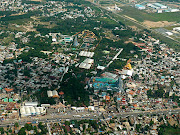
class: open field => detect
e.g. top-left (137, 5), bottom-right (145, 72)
top-left (164, 25), bottom-right (180, 30)
top-left (119, 6), bottom-right (180, 22)
top-left (163, 127), bottom-right (180, 135)
top-left (8, 18), bottom-right (33, 25)
top-left (143, 21), bottom-right (175, 28)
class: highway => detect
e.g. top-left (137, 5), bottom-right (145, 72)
top-left (115, 108), bottom-right (180, 118)
top-left (0, 108), bottom-right (180, 127)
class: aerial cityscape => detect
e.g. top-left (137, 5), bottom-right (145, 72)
top-left (0, 0), bottom-right (179, 134)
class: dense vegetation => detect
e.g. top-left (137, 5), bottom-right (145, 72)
top-left (0, 11), bottom-right (42, 22)
top-left (59, 71), bottom-right (90, 106)
top-left (18, 122), bottom-right (48, 135)
top-left (94, 38), bottom-right (141, 69)
top-left (32, 67), bottom-right (90, 106)
top-left (18, 49), bottom-right (48, 62)
top-left (159, 124), bottom-right (180, 135)
top-left (21, 0), bottom-right (41, 4)
top-left (0, 11), bottom-right (16, 16)
top-left (36, 17), bottom-right (101, 35)
top-left (112, 29), bottom-right (135, 37)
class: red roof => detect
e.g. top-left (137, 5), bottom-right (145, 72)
top-left (59, 91), bottom-right (64, 95)
top-left (105, 96), bottom-right (110, 100)
top-left (122, 98), bottom-right (126, 101)
top-left (5, 88), bottom-right (13, 92)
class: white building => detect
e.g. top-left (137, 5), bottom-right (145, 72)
top-left (79, 58), bottom-right (94, 69)
top-left (135, 4), bottom-right (146, 10)
top-left (79, 51), bottom-right (94, 57)
top-left (71, 107), bottom-right (85, 112)
top-left (154, 3), bottom-right (167, 9)
top-left (47, 90), bottom-right (59, 97)
top-left (20, 106), bottom-right (46, 117)
top-left (173, 27), bottom-right (180, 32)
top-left (165, 32), bottom-right (173, 36)
top-left (170, 9), bottom-right (179, 12)
top-left (24, 102), bottom-right (38, 106)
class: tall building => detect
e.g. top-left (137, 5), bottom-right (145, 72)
top-left (117, 77), bottom-right (124, 92)
top-left (73, 36), bottom-right (79, 47)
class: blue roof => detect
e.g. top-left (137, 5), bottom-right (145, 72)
top-left (117, 98), bottom-right (121, 101)
top-left (135, 4), bottom-right (145, 8)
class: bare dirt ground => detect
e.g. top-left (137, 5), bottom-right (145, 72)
top-left (129, 26), bottom-right (137, 30)
top-left (10, 13), bottom-right (25, 16)
top-left (23, 25), bottom-right (36, 32)
top-left (124, 15), bottom-right (137, 22)
top-left (143, 20), bottom-right (175, 28)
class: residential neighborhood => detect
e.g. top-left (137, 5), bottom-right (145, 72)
top-left (0, 0), bottom-right (180, 134)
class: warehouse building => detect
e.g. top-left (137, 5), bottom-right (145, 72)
top-left (154, 3), bottom-right (167, 9)
top-left (173, 27), bottom-right (180, 32)
top-left (79, 58), bottom-right (94, 69)
top-left (147, 4), bottom-right (160, 9)
top-left (79, 51), bottom-right (94, 57)
top-left (20, 106), bottom-right (46, 117)
top-left (47, 90), bottom-right (59, 98)
top-left (135, 4), bottom-right (146, 10)
top-left (24, 102), bottom-right (38, 106)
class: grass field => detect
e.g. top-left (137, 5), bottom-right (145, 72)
top-left (8, 18), bottom-right (33, 25)
top-left (163, 127), bottom-right (180, 135)
top-left (0, 34), bottom-right (14, 45)
top-left (165, 25), bottom-right (180, 30)
top-left (98, 16), bottom-right (118, 25)
top-left (119, 6), bottom-right (180, 22)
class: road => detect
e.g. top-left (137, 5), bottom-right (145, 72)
top-left (114, 108), bottom-right (180, 118)
top-left (0, 108), bottom-right (180, 127)
top-left (106, 48), bottom-right (123, 67)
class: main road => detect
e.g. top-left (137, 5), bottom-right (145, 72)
top-left (0, 108), bottom-right (180, 127)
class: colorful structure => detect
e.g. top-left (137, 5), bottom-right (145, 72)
top-left (124, 59), bottom-right (132, 70)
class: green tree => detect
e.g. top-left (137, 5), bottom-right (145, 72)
top-left (150, 120), bottom-right (154, 126)
top-left (18, 127), bottom-right (26, 135)
top-left (14, 122), bottom-right (19, 128)
top-left (24, 123), bottom-right (33, 131)
top-left (144, 125), bottom-right (149, 131)
top-left (0, 127), bottom-right (4, 134)
top-left (136, 124), bottom-right (141, 132)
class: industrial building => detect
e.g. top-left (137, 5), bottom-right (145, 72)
top-left (79, 51), bottom-right (94, 57)
top-left (154, 3), bottom-right (167, 9)
top-left (147, 4), bottom-right (160, 9)
top-left (169, 9), bottom-right (179, 12)
top-left (79, 58), bottom-right (94, 69)
top-left (20, 106), bottom-right (46, 117)
top-left (173, 27), bottom-right (180, 32)
top-left (24, 102), bottom-right (38, 106)
top-left (47, 90), bottom-right (59, 98)
top-left (135, 4), bottom-right (146, 10)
